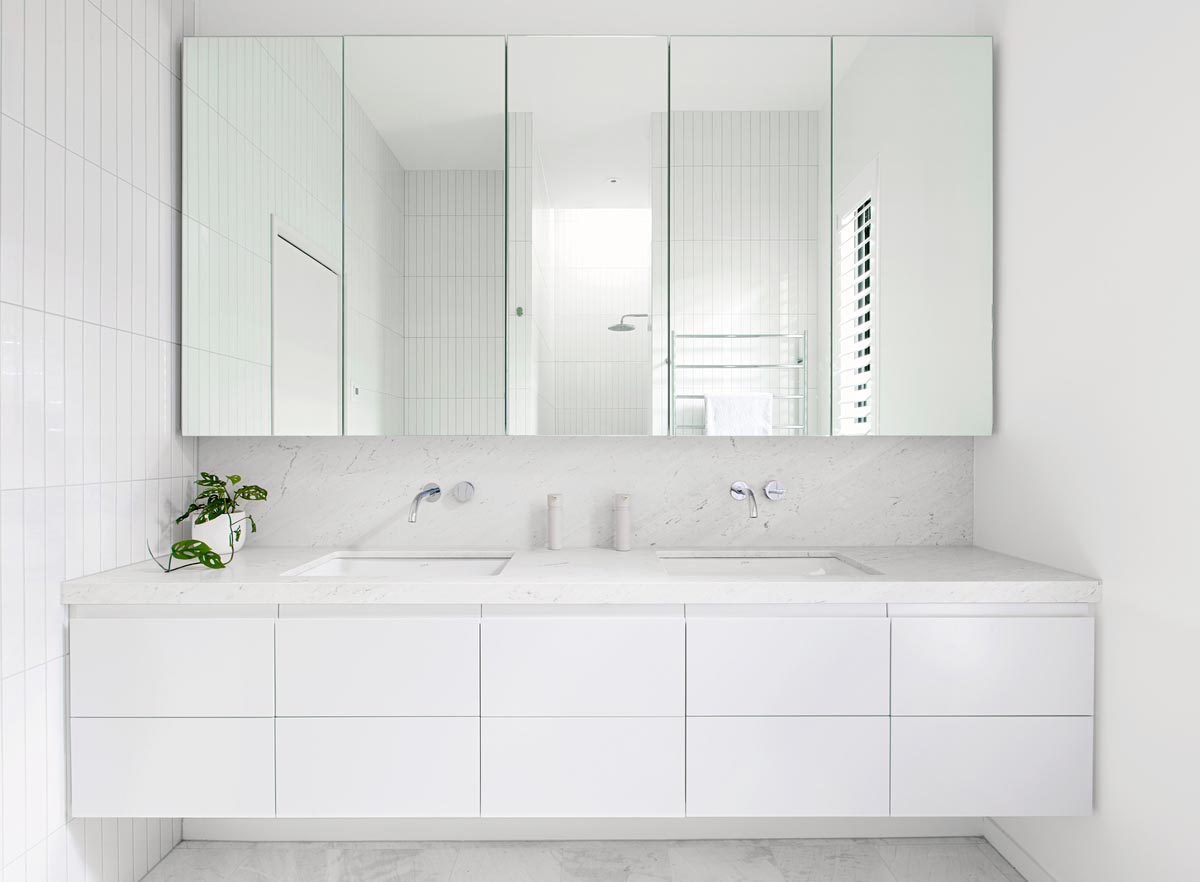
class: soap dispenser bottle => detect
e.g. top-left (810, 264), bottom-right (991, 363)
top-left (547, 493), bottom-right (563, 551)
top-left (613, 493), bottom-right (632, 552)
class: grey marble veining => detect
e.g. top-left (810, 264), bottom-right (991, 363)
top-left (197, 436), bottom-right (973, 550)
top-left (150, 839), bottom-right (1028, 882)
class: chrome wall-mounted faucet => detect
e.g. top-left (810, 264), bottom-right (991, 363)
top-left (730, 481), bottom-right (758, 518)
top-left (408, 483), bottom-right (441, 523)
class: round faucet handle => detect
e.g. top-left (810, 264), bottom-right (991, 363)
top-left (764, 480), bottom-right (786, 501)
top-left (452, 481), bottom-right (475, 502)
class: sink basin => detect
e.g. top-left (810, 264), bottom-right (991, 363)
top-left (657, 551), bottom-right (870, 579)
top-left (291, 552), bottom-right (511, 579)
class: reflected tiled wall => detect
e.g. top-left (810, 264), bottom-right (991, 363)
top-left (181, 35), bottom-right (342, 435)
top-left (403, 169), bottom-right (505, 435)
top-left (668, 110), bottom-right (822, 435)
top-left (0, 0), bottom-right (191, 877)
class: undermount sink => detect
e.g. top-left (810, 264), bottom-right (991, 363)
top-left (656, 551), bottom-right (870, 579)
top-left (290, 552), bottom-right (512, 579)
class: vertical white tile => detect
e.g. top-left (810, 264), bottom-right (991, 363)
top-left (21, 308), bottom-right (43, 488)
top-left (116, 27), bottom-right (132, 183)
top-left (100, 171), bottom-right (117, 327)
top-left (0, 489), bottom-right (23, 678)
top-left (23, 0), bottom-right (46, 134)
top-left (102, 817), bottom-right (119, 882)
top-left (100, 14), bottom-right (117, 173)
top-left (0, 303), bottom-right (22, 490)
top-left (46, 0), bottom-right (67, 147)
top-left (66, 819), bottom-right (86, 882)
top-left (64, 0), bottom-right (84, 155)
top-left (21, 129), bottom-right (45, 313)
top-left (23, 661), bottom-right (47, 847)
top-left (81, 161), bottom-right (100, 324)
top-left (22, 487), bottom-right (46, 670)
top-left (62, 151), bottom-right (83, 320)
top-left (83, 0), bottom-right (101, 164)
top-left (1, 0), bottom-right (25, 122)
top-left (0, 116), bottom-right (25, 306)
top-left (1, 669), bottom-right (26, 863)
top-left (43, 141), bottom-right (65, 317)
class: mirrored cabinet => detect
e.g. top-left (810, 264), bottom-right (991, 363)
top-left (182, 35), bottom-right (992, 437)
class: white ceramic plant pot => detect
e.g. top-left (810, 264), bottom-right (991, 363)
top-left (191, 511), bottom-right (250, 556)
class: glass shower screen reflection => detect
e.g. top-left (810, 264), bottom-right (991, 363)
top-left (506, 37), bottom-right (670, 436)
top-left (668, 37), bottom-right (833, 437)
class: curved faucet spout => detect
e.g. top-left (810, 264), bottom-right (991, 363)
top-left (408, 483), bottom-right (441, 523)
top-left (730, 481), bottom-right (758, 518)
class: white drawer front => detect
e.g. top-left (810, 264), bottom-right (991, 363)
top-left (892, 617), bottom-right (1094, 715)
top-left (482, 718), bottom-right (684, 817)
top-left (686, 717), bottom-right (890, 817)
top-left (891, 717), bottom-right (1094, 816)
top-left (70, 618), bottom-right (274, 717)
top-left (481, 616), bottom-right (684, 716)
top-left (71, 718), bottom-right (275, 817)
top-left (687, 618), bottom-right (890, 715)
top-left (276, 618), bottom-right (479, 716)
top-left (277, 718), bottom-right (480, 817)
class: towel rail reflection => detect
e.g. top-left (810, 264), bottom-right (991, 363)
top-left (668, 331), bottom-right (809, 436)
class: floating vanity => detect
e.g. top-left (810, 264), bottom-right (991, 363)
top-left (63, 546), bottom-right (1098, 821)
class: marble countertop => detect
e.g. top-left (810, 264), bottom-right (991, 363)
top-left (60, 545), bottom-right (1101, 605)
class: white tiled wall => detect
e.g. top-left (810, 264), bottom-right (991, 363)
top-left (343, 88), bottom-right (406, 435)
top-left (667, 110), bottom-right (821, 435)
top-left (181, 35), bottom-right (342, 436)
top-left (402, 169), bottom-right (505, 435)
top-left (0, 0), bottom-right (191, 877)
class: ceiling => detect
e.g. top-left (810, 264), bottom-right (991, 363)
top-left (508, 36), bottom-right (668, 210)
top-left (344, 36), bottom-right (505, 170)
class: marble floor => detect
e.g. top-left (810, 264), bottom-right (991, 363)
top-left (143, 837), bottom-right (1027, 882)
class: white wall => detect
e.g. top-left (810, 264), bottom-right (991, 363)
top-left (343, 86), bottom-right (406, 435)
top-left (0, 0), bottom-right (191, 877)
top-left (832, 37), bottom-right (993, 436)
top-left (974, 1), bottom-right (1200, 881)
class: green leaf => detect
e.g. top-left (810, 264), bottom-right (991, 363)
top-left (197, 550), bottom-right (227, 569)
top-left (226, 474), bottom-right (242, 486)
top-left (235, 484), bottom-right (268, 502)
top-left (170, 539), bottom-right (212, 560)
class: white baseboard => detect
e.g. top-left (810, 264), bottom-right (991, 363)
top-left (983, 819), bottom-right (1057, 882)
top-left (185, 817), bottom-right (984, 843)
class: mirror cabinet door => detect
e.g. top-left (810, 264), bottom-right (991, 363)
top-left (832, 36), bottom-right (993, 436)
top-left (183, 35), bottom-right (992, 438)
top-left (344, 36), bottom-right (506, 435)
top-left (668, 37), bottom-right (833, 437)
top-left (183, 37), bottom-right (345, 436)
top-left (506, 36), bottom-right (670, 436)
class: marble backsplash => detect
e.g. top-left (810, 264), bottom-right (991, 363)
top-left (198, 436), bottom-right (973, 549)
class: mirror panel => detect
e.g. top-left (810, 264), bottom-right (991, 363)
top-left (183, 35), bottom-right (993, 438)
top-left (832, 36), bottom-right (993, 435)
top-left (506, 36), bottom-right (670, 436)
top-left (343, 36), bottom-right (506, 435)
top-left (183, 37), bottom-right (345, 436)
top-left (668, 37), bottom-right (832, 436)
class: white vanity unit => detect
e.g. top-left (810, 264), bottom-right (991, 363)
top-left (62, 547), bottom-right (1099, 821)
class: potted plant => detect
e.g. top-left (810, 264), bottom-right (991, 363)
top-left (175, 472), bottom-right (267, 556)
